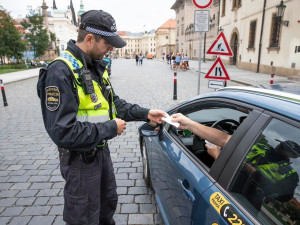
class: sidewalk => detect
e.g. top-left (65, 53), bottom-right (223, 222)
top-left (0, 68), bottom-right (40, 84)
top-left (189, 60), bottom-right (298, 87)
top-left (159, 59), bottom-right (298, 87)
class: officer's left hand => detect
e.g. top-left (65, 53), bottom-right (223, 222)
top-left (148, 109), bottom-right (167, 124)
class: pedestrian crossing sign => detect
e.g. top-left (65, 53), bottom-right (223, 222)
top-left (207, 32), bottom-right (233, 56)
top-left (205, 57), bottom-right (230, 80)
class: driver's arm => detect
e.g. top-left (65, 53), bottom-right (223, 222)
top-left (171, 113), bottom-right (231, 148)
top-left (206, 144), bottom-right (221, 159)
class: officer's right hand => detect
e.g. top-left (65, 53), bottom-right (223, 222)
top-left (114, 118), bottom-right (126, 135)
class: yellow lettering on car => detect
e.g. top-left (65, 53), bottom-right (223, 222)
top-left (210, 192), bottom-right (230, 214)
top-left (210, 192), bottom-right (250, 225)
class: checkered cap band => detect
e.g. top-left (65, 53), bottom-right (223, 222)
top-left (86, 26), bottom-right (118, 37)
top-left (60, 52), bottom-right (80, 69)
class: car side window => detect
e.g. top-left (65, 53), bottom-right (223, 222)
top-left (169, 102), bottom-right (249, 168)
top-left (229, 119), bottom-right (300, 225)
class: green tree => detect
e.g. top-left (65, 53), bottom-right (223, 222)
top-left (0, 7), bottom-right (26, 64)
top-left (21, 10), bottom-right (49, 59)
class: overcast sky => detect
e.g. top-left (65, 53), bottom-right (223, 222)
top-left (1, 0), bottom-right (176, 32)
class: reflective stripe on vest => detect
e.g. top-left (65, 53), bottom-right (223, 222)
top-left (257, 162), bottom-right (296, 182)
top-left (53, 51), bottom-right (116, 123)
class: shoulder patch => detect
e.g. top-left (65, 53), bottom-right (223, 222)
top-left (45, 86), bottom-right (60, 111)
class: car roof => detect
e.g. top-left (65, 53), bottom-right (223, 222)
top-left (188, 87), bottom-right (300, 121)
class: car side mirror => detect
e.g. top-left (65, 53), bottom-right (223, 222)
top-left (139, 122), bottom-right (161, 137)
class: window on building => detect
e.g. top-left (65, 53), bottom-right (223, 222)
top-left (222, 0), bottom-right (226, 16)
top-left (248, 20), bottom-right (257, 48)
top-left (154, 48), bottom-right (155, 52)
top-left (181, 24), bottom-right (184, 35)
top-left (182, 17), bottom-right (184, 21)
top-left (270, 13), bottom-right (280, 47)
top-left (166, 36), bottom-right (168, 39)
top-left (177, 28), bottom-right (179, 36)
top-left (232, 0), bottom-right (241, 10)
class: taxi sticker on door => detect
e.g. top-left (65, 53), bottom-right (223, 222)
top-left (210, 192), bottom-right (250, 225)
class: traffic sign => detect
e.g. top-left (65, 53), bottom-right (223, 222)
top-left (192, 0), bottom-right (213, 8)
top-left (194, 10), bottom-right (210, 32)
top-left (207, 31), bottom-right (233, 56)
top-left (208, 80), bottom-right (225, 89)
top-left (205, 57), bottom-right (230, 80)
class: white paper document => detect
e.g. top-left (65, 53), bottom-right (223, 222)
top-left (162, 114), bottom-right (180, 128)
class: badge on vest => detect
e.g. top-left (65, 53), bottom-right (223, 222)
top-left (46, 86), bottom-right (60, 111)
top-left (90, 93), bottom-right (98, 103)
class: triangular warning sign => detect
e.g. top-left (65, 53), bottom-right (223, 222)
top-left (205, 57), bottom-right (230, 80)
top-left (207, 32), bottom-right (233, 56)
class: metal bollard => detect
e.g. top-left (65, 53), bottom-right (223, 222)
top-left (270, 73), bottom-right (275, 84)
top-left (173, 72), bottom-right (177, 100)
top-left (0, 79), bottom-right (8, 106)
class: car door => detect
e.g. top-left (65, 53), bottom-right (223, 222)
top-left (148, 98), bottom-right (262, 225)
top-left (190, 111), bottom-right (269, 225)
top-left (213, 112), bottom-right (300, 225)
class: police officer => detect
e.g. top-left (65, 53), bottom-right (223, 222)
top-left (37, 10), bottom-right (166, 225)
top-left (242, 140), bottom-right (300, 210)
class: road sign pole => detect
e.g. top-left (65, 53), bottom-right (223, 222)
top-left (197, 32), bottom-right (202, 95)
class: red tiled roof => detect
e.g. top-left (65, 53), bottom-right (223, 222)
top-left (158, 19), bottom-right (176, 29)
top-left (118, 31), bottom-right (127, 37)
top-left (290, 198), bottom-right (300, 209)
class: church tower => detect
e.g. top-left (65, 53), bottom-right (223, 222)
top-left (41, 0), bottom-right (49, 30)
top-left (77, 0), bottom-right (86, 25)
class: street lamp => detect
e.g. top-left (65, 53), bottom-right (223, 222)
top-left (166, 44), bottom-right (169, 55)
top-left (56, 38), bottom-right (60, 55)
top-left (276, 0), bottom-right (289, 27)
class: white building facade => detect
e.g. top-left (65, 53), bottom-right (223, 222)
top-left (171, 0), bottom-right (220, 60)
top-left (219, 0), bottom-right (300, 77)
top-left (113, 31), bottom-right (156, 59)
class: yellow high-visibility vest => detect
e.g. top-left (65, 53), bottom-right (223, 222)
top-left (54, 51), bottom-right (117, 123)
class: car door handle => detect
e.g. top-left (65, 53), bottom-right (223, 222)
top-left (178, 179), bottom-right (195, 202)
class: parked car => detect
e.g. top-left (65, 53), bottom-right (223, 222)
top-left (147, 54), bottom-right (153, 60)
top-left (139, 87), bottom-right (300, 225)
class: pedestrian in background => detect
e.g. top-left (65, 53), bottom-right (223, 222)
top-left (37, 9), bottom-right (166, 225)
top-left (139, 54), bottom-right (143, 65)
top-left (171, 53), bottom-right (176, 68)
top-left (175, 53), bottom-right (181, 69)
top-left (183, 54), bottom-right (189, 69)
top-left (135, 54), bottom-right (139, 65)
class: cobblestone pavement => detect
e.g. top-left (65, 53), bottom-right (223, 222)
top-left (0, 59), bottom-right (241, 225)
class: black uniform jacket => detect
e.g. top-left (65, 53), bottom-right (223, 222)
top-left (37, 40), bottom-right (150, 152)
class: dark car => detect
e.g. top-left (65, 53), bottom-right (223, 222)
top-left (139, 87), bottom-right (300, 225)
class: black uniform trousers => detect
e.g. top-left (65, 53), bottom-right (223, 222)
top-left (60, 146), bottom-right (117, 225)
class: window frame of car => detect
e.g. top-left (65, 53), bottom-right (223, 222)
top-left (216, 108), bottom-right (300, 225)
top-left (219, 110), bottom-right (300, 189)
top-left (163, 97), bottom-right (264, 181)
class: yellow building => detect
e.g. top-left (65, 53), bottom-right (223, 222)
top-left (155, 19), bottom-right (176, 59)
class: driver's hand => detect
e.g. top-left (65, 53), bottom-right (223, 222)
top-left (206, 144), bottom-right (221, 160)
top-left (171, 113), bottom-right (193, 130)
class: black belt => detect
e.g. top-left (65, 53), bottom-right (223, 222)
top-left (59, 142), bottom-right (107, 164)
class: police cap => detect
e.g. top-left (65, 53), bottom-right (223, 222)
top-left (276, 139), bottom-right (300, 157)
top-left (79, 10), bottom-right (126, 48)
